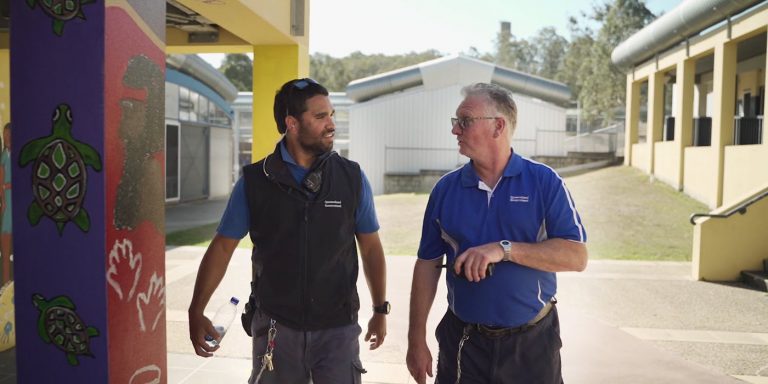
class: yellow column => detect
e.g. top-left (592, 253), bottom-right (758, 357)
top-left (711, 40), bottom-right (737, 207)
top-left (624, 75), bottom-right (640, 166)
top-left (0, 49), bottom-right (9, 127)
top-left (764, 33), bottom-right (768, 145)
top-left (647, 71), bottom-right (664, 174)
top-left (251, 44), bottom-right (310, 161)
top-left (675, 59), bottom-right (695, 189)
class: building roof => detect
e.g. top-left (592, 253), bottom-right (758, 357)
top-left (345, 54), bottom-right (571, 107)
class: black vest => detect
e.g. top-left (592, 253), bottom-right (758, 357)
top-left (242, 145), bottom-right (362, 330)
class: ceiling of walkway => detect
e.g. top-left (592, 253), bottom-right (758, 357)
top-left (0, 0), bottom-right (308, 53)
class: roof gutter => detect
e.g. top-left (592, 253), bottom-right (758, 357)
top-left (491, 67), bottom-right (571, 107)
top-left (611, 0), bottom-right (763, 69)
top-left (346, 56), bottom-right (571, 106)
top-left (346, 65), bottom-right (423, 103)
top-left (166, 54), bottom-right (239, 102)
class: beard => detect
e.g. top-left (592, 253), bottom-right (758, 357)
top-left (297, 123), bottom-right (334, 155)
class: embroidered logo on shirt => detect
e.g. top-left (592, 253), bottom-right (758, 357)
top-left (324, 200), bottom-right (342, 208)
top-left (509, 195), bottom-right (529, 203)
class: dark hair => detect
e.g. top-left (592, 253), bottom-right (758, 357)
top-left (273, 78), bottom-right (329, 134)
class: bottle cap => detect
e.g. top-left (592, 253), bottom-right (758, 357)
top-left (230, 297), bottom-right (240, 305)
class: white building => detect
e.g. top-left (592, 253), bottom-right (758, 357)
top-left (346, 55), bottom-right (572, 195)
top-left (165, 54), bottom-right (238, 202)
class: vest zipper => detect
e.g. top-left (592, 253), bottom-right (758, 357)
top-left (301, 201), bottom-right (309, 328)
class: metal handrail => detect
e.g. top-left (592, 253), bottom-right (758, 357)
top-left (689, 189), bottom-right (768, 225)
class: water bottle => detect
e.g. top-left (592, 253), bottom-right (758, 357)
top-left (205, 296), bottom-right (240, 348)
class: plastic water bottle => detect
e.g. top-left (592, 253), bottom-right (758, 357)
top-left (205, 296), bottom-right (239, 348)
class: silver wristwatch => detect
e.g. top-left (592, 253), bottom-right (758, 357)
top-left (499, 240), bottom-right (512, 262)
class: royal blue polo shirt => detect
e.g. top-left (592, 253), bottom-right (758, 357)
top-left (217, 141), bottom-right (380, 239)
top-left (418, 151), bottom-right (586, 327)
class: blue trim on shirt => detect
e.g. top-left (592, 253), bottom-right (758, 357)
top-left (417, 151), bottom-right (586, 327)
top-left (217, 143), bottom-right (379, 239)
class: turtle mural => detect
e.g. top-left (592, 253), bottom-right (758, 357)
top-left (19, 104), bottom-right (102, 235)
top-left (32, 293), bottom-right (99, 366)
top-left (25, 0), bottom-right (97, 36)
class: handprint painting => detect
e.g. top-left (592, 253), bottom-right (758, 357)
top-left (103, 3), bottom-right (166, 383)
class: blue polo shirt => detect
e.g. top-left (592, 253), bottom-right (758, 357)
top-left (217, 142), bottom-right (380, 239)
top-left (418, 151), bottom-right (586, 327)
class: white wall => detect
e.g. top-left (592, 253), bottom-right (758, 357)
top-left (351, 85), bottom-right (567, 195)
top-left (209, 127), bottom-right (234, 198)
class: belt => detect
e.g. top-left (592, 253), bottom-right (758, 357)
top-left (471, 300), bottom-right (555, 338)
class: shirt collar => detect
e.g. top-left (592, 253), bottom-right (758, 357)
top-left (459, 148), bottom-right (522, 188)
top-left (279, 139), bottom-right (301, 167)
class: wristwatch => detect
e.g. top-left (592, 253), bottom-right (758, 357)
top-left (499, 240), bottom-right (512, 262)
top-left (373, 301), bottom-right (391, 315)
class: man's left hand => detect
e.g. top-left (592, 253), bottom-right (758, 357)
top-left (365, 313), bottom-right (387, 350)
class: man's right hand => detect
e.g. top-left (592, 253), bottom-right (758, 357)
top-left (188, 311), bottom-right (220, 357)
top-left (406, 341), bottom-right (433, 384)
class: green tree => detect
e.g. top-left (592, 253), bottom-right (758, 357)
top-left (219, 53), bottom-right (252, 91)
top-left (310, 50), bottom-right (443, 92)
top-left (578, 0), bottom-right (655, 123)
top-left (531, 27), bottom-right (569, 80)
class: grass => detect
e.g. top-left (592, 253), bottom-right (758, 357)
top-left (166, 165), bottom-right (709, 261)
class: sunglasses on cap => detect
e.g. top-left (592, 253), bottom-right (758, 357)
top-left (290, 78), bottom-right (319, 90)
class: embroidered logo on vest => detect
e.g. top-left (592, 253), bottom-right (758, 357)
top-left (324, 200), bottom-right (342, 208)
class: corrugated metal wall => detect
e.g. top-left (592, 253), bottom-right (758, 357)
top-left (350, 85), bottom-right (567, 195)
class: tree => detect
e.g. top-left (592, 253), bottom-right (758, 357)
top-left (531, 27), bottom-right (569, 80)
top-left (577, 0), bottom-right (655, 123)
top-left (310, 50), bottom-right (443, 92)
top-left (219, 53), bottom-right (252, 91)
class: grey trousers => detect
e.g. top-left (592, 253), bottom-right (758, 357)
top-left (248, 310), bottom-right (366, 384)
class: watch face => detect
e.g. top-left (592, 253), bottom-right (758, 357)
top-left (375, 302), bottom-right (391, 314)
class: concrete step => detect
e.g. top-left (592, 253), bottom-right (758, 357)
top-left (741, 270), bottom-right (768, 292)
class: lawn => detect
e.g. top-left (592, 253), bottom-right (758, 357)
top-left (166, 165), bottom-right (709, 261)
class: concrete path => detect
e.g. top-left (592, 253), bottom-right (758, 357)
top-left (164, 247), bottom-right (768, 384)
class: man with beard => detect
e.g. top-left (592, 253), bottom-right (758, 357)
top-left (188, 78), bottom-right (388, 384)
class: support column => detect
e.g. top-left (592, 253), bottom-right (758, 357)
top-left (251, 44), bottom-right (309, 161)
top-left (12, 1), bottom-right (167, 382)
top-left (711, 40), bottom-right (737, 207)
top-left (764, 33), bottom-right (768, 145)
top-left (647, 71), bottom-right (665, 174)
top-left (624, 75), bottom-right (640, 166)
top-left (675, 59), bottom-right (695, 189)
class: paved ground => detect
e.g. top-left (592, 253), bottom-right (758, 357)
top-left (2, 198), bottom-right (767, 384)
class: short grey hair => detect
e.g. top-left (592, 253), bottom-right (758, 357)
top-left (461, 83), bottom-right (517, 136)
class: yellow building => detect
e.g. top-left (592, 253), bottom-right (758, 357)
top-left (613, 0), bottom-right (767, 281)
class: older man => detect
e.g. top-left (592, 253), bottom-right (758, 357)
top-left (407, 83), bottom-right (587, 384)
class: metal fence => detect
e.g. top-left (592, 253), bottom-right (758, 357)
top-left (384, 126), bottom-right (625, 174)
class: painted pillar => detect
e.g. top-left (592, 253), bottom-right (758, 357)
top-left (624, 75), bottom-right (640, 166)
top-left (675, 59), bottom-right (695, 190)
top-left (251, 44), bottom-right (309, 161)
top-left (11, 1), bottom-right (167, 383)
top-left (0, 44), bottom-right (13, 353)
top-left (647, 71), bottom-right (665, 175)
top-left (711, 40), bottom-right (737, 208)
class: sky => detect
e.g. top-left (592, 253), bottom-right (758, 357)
top-left (199, 0), bottom-right (681, 67)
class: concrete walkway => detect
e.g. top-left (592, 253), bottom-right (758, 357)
top-left (2, 198), bottom-right (767, 383)
top-left (162, 247), bottom-right (768, 384)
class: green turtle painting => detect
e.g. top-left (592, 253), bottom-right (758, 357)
top-left (19, 104), bottom-right (102, 235)
top-left (32, 294), bottom-right (99, 366)
top-left (25, 0), bottom-right (97, 36)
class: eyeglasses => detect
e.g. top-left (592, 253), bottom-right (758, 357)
top-left (450, 116), bottom-right (497, 130)
top-left (291, 78), bottom-right (319, 90)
